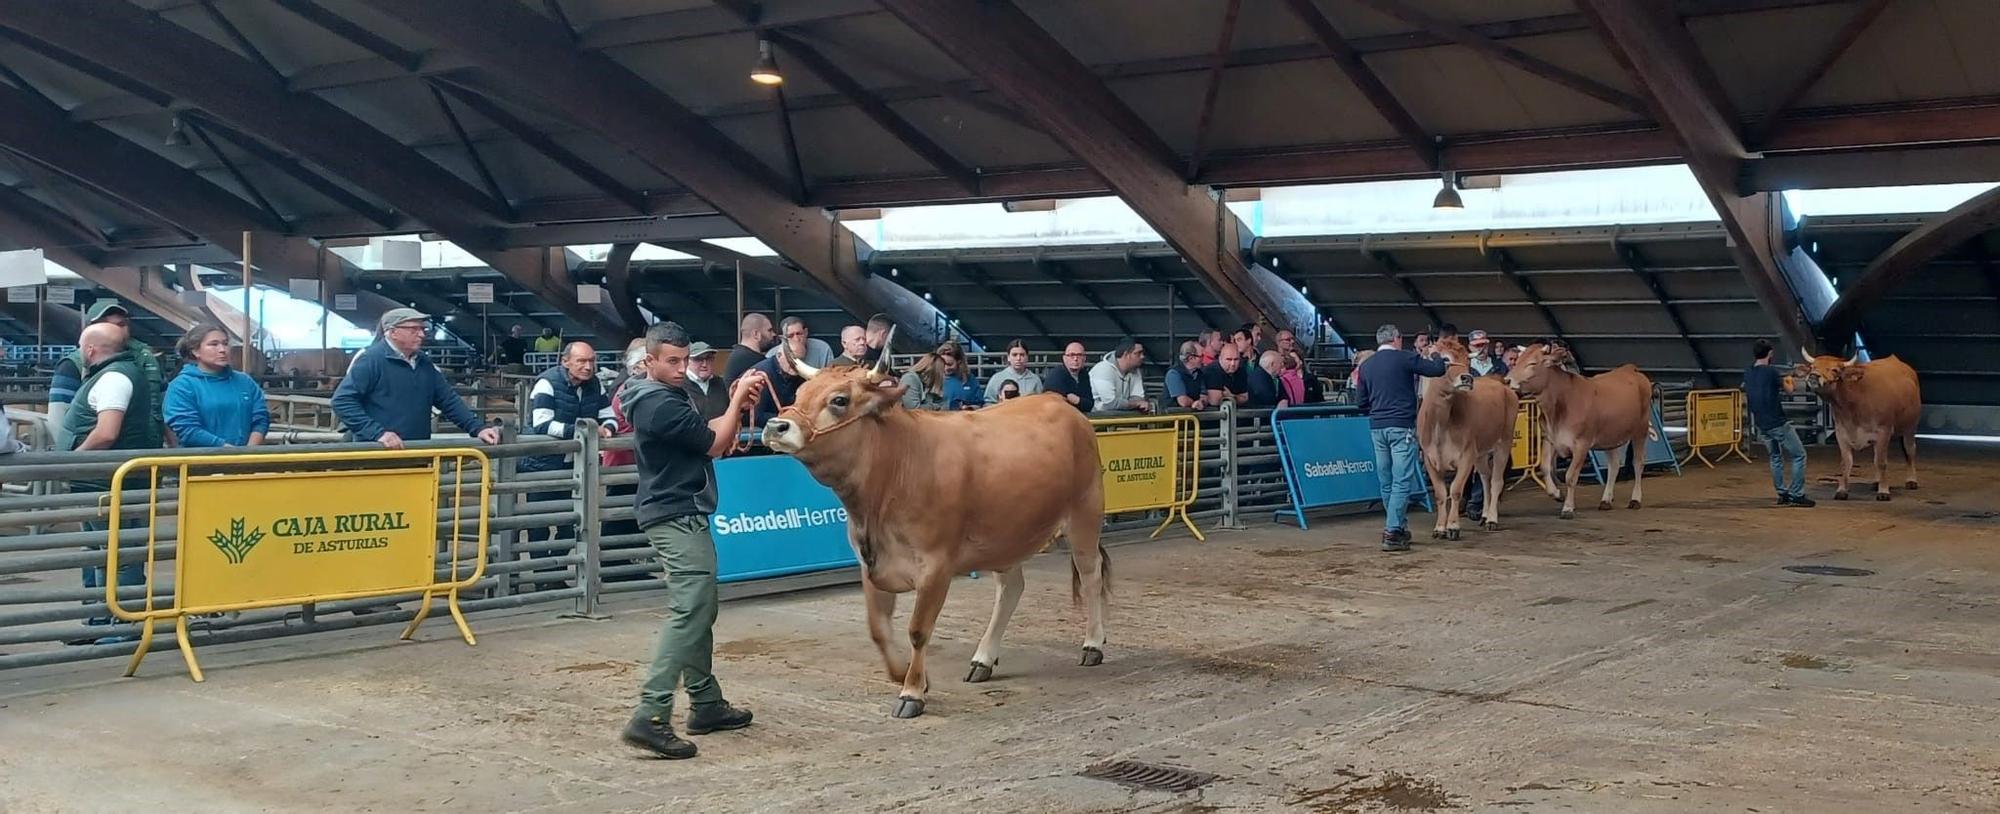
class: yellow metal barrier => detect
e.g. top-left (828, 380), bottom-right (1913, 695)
top-left (1680, 389), bottom-right (1752, 468)
top-left (107, 448), bottom-right (491, 682)
top-left (1090, 413), bottom-right (1203, 541)
top-left (1508, 398), bottom-right (1549, 492)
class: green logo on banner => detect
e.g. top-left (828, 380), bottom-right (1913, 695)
top-left (209, 518), bottom-right (265, 565)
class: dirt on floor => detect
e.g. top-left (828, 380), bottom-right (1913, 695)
top-left (3, 443), bottom-right (1998, 813)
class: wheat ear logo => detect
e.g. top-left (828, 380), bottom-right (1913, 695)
top-left (208, 518), bottom-right (265, 565)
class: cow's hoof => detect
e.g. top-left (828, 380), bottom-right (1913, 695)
top-left (892, 697), bottom-right (925, 719)
top-left (1834, 491), bottom-right (1850, 501)
top-left (1876, 492), bottom-right (1891, 502)
top-left (1431, 529), bottom-right (1446, 540)
top-left (1080, 646), bottom-right (1104, 667)
top-left (1905, 480), bottom-right (1919, 490)
top-left (1481, 520), bottom-right (1501, 532)
top-left (1627, 500), bottom-right (1642, 510)
top-left (1597, 500), bottom-right (1612, 511)
top-left (1444, 528), bottom-right (1460, 541)
top-left (964, 661), bottom-right (993, 683)
top-left (1559, 509), bottom-right (1575, 520)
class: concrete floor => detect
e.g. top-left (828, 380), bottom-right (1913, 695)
top-left (3, 443), bottom-right (1998, 813)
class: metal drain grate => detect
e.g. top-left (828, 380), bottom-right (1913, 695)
top-left (1081, 760), bottom-right (1218, 792)
top-left (1784, 565), bottom-right (1876, 577)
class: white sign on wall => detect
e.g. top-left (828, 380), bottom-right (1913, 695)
top-left (290, 279), bottom-right (322, 300)
top-left (467, 282), bottom-right (494, 304)
top-left (6, 286), bottom-right (36, 303)
top-left (0, 249), bottom-right (47, 289)
top-left (45, 285), bottom-right (74, 305)
top-left (576, 283), bottom-right (603, 304)
top-left (333, 293), bottom-right (358, 311)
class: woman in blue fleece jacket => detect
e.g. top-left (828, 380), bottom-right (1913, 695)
top-left (161, 324), bottom-right (269, 448)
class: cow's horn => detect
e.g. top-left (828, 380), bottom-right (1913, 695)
top-left (1844, 351), bottom-right (1860, 366)
top-left (785, 344), bottom-right (820, 380)
top-left (1800, 347), bottom-right (1816, 364)
top-left (866, 324), bottom-right (896, 382)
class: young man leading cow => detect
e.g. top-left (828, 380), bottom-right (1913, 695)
top-left (1744, 339), bottom-right (1814, 508)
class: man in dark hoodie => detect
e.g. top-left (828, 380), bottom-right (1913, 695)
top-left (619, 322), bottom-right (767, 760)
top-left (332, 308), bottom-right (500, 448)
top-left (1354, 323), bottom-right (1449, 552)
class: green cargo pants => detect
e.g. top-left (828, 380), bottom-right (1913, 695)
top-left (637, 515), bottom-right (724, 717)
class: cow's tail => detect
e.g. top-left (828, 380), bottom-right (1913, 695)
top-left (1070, 546), bottom-right (1112, 607)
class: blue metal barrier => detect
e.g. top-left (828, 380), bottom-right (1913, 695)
top-left (1269, 404), bottom-right (1432, 530)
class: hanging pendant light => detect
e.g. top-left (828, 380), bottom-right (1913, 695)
top-left (1432, 170), bottom-right (1462, 210)
top-left (749, 39), bottom-right (783, 86)
top-left (165, 115), bottom-right (190, 147)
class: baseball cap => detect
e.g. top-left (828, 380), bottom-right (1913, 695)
top-left (1468, 329), bottom-right (1491, 346)
top-left (377, 307), bottom-right (429, 332)
top-left (84, 300), bottom-right (129, 323)
top-left (688, 341), bottom-right (717, 358)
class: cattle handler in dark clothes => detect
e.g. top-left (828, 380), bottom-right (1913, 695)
top-left (619, 322), bottom-right (768, 759)
top-left (1744, 339), bottom-right (1814, 508)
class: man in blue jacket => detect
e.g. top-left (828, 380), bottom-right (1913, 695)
top-left (333, 308), bottom-right (500, 448)
top-left (1354, 324), bottom-right (1449, 552)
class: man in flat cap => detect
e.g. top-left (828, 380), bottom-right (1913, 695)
top-left (332, 308), bottom-right (500, 449)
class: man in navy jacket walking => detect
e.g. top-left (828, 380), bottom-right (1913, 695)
top-left (1353, 324), bottom-right (1449, 552)
top-left (333, 308), bottom-right (500, 448)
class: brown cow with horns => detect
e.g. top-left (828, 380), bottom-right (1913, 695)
top-left (761, 331), bottom-right (1111, 719)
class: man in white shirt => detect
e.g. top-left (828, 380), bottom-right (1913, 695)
top-left (1089, 338), bottom-right (1151, 413)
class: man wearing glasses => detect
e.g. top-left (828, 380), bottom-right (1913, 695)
top-left (1041, 341), bottom-right (1095, 413)
top-left (333, 308), bottom-right (502, 449)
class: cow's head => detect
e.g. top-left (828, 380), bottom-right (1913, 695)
top-left (1429, 336), bottom-right (1477, 393)
top-left (1795, 349), bottom-right (1863, 393)
top-left (761, 327), bottom-right (905, 457)
top-left (1504, 341), bottom-right (1574, 394)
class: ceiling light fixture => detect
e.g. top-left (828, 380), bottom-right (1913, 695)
top-left (165, 115), bottom-right (190, 148)
top-left (1432, 170), bottom-right (1463, 210)
top-left (749, 40), bottom-right (783, 86)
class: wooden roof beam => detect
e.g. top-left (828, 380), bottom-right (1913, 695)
top-left (763, 30), bottom-right (980, 194)
top-left (1579, 0), bottom-right (1828, 352)
top-left (355, 0), bottom-right (957, 349)
top-left (1747, 0), bottom-right (1891, 146)
top-left (1282, 0), bottom-right (1436, 169)
top-left (1352, 0), bottom-right (1650, 116)
top-left (0, 0), bottom-right (635, 342)
top-left (877, 0), bottom-right (1323, 344)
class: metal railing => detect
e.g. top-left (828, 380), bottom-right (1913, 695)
top-left (0, 403), bottom-right (1330, 675)
top-left (2, 344), bottom-right (77, 364)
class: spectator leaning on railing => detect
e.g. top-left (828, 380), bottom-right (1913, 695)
top-left (1089, 337), bottom-right (1150, 413)
top-left (1042, 341), bottom-right (1094, 413)
top-left (899, 340), bottom-right (982, 411)
top-left (520, 341), bottom-right (615, 580)
top-left (1203, 344), bottom-right (1251, 408)
top-left (162, 323), bottom-right (268, 448)
top-left (762, 316), bottom-right (833, 368)
top-left (984, 339), bottom-right (1044, 403)
top-left (1164, 341), bottom-right (1208, 411)
top-left (680, 342), bottom-right (730, 420)
top-left (60, 322), bottom-right (159, 644)
top-left (332, 308), bottom-right (500, 449)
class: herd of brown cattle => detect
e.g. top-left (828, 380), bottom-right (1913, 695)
top-left (762, 336), bottom-right (1922, 719)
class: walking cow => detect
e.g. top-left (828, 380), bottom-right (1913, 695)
top-left (761, 332), bottom-right (1111, 719)
top-left (1504, 342), bottom-right (1654, 518)
top-left (1417, 337), bottom-right (1518, 539)
top-left (1795, 351), bottom-right (1921, 501)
